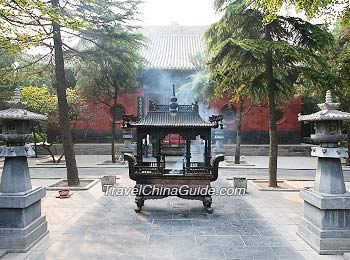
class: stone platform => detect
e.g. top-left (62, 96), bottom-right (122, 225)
top-left (298, 188), bottom-right (350, 254)
top-left (1, 158), bottom-right (348, 260)
top-left (0, 187), bottom-right (48, 252)
top-left (1, 169), bottom-right (345, 260)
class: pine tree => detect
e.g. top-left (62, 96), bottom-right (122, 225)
top-left (73, 0), bottom-right (143, 163)
top-left (206, 0), bottom-right (333, 186)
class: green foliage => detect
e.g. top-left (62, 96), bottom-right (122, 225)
top-left (74, 0), bottom-right (144, 105)
top-left (34, 132), bottom-right (47, 143)
top-left (14, 59), bottom-right (53, 88)
top-left (62, 0), bottom-right (144, 61)
top-left (20, 86), bottom-right (88, 124)
top-left (0, 51), bottom-right (54, 108)
top-left (327, 21), bottom-right (350, 111)
top-left (341, 8), bottom-right (350, 27)
top-left (177, 54), bottom-right (217, 104)
top-left (205, 0), bottom-right (333, 102)
top-left (302, 21), bottom-right (350, 113)
top-left (0, 0), bottom-right (144, 96)
top-left (0, 0), bottom-right (88, 52)
top-left (75, 45), bottom-right (142, 105)
top-left (0, 50), bottom-right (17, 106)
top-left (177, 70), bottom-right (217, 104)
top-left (248, 0), bottom-right (349, 24)
top-left (21, 86), bottom-right (58, 115)
top-left (66, 88), bottom-right (91, 123)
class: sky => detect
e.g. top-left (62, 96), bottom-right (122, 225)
top-left (139, 0), bottom-right (219, 26)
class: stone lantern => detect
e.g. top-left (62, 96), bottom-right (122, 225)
top-left (213, 127), bottom-right (225, 155)
top-left (297, 90), bottom-right (350, 254)
top-left (122, 115), bottom-right (138, 154)
top-left (0, 88), bottom-right (48, 252)
top-left (122, 128), bottom-right (133, 150)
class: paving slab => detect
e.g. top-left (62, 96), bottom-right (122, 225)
top-left (1, 162), bottom-right (348, 260)
top-left (2, 157), bottom-right (350, 183)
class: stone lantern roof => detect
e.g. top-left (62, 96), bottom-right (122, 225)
top-left (0, 88), bottom-right (48, 121)
top-left (298, 90), bottom-right (350, 122)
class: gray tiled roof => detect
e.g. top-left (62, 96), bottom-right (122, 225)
top-left (140, 26), bottom-right (206, 70)
top-left (132, 111), bottom-right (214, 128)
top-left (0, 108), bottom-right (47, 121)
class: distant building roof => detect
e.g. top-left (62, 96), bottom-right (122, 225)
top-left (140, 25), bottom-right (206, 71)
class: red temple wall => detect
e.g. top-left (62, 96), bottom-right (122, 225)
top-left (209, 97), bottom-right (301, 132)
top-left (74, 88), bottom-right (144, 132)
top-left (48, 88), bottom-right (301, 143)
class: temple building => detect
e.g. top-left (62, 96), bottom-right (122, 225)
top-left (49, 25), bottom-right (301, 144)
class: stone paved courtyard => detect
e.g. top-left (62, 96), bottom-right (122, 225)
top-left (0, 157), bottom-right (347, 260)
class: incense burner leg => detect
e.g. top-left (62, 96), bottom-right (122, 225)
top-left (203, 196), bottom-right (213, 213)
top-left (135, 196), bottom-right (144, 213)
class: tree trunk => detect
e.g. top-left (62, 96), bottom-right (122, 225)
top-left (235, 96), bottom-right (244, 164)
top-left (111, 90), bottom-right (118, 163)
top-left (265, 24), bottom-right (278, 187)
top-left (346, 122), bottom-right (350, 166)
top-left (52, 0), bottom-right (79, 186)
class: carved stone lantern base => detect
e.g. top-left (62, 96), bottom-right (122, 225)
top-left (0, 187), bottom-right (48, 252)
top-left (298, 188), bottom-right (350, 254)
top-left (297, 91), bottom-right (350, 255)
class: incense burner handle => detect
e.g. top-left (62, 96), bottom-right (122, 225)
top-left (210, 154), bottom-right (224, 181)
top-left (124, 153), bottom-right (137, 181)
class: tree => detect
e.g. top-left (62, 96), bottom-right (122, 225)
top-left (247, 0), bottom-right (349, 24)
top-left (75, 43), bottom-right (143, 163)
top-left (205, 4), bottom-right (262, 164)
top-left (177, 65), bottom-right (254, 164)
top-left (0, 0), bottom-right (143, 185)
top-left (21, 86), bottom-right (58, 116)
top-left (0, 51), bottom-right (18, 107)
top-left (20, 86), bottom-right (89, 162)
top-left (20, 86), bottom-right (58, 159)
top-left (324, 21), bottom-right (350, 164)
top-left (50, 0), bottom-right (79, 185)
top-left (0, 51), bottom-right (55, 117)
top-left (0, 0), bottom-right (88, 186)
top-left (297, 21), bottom-right (350, 165)
top-left (206, 0), bottom-right (333, 186)
top-left (0, 1), bottom-right (53, 53)
top-left (72, 0), bottom-right (143, 163)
